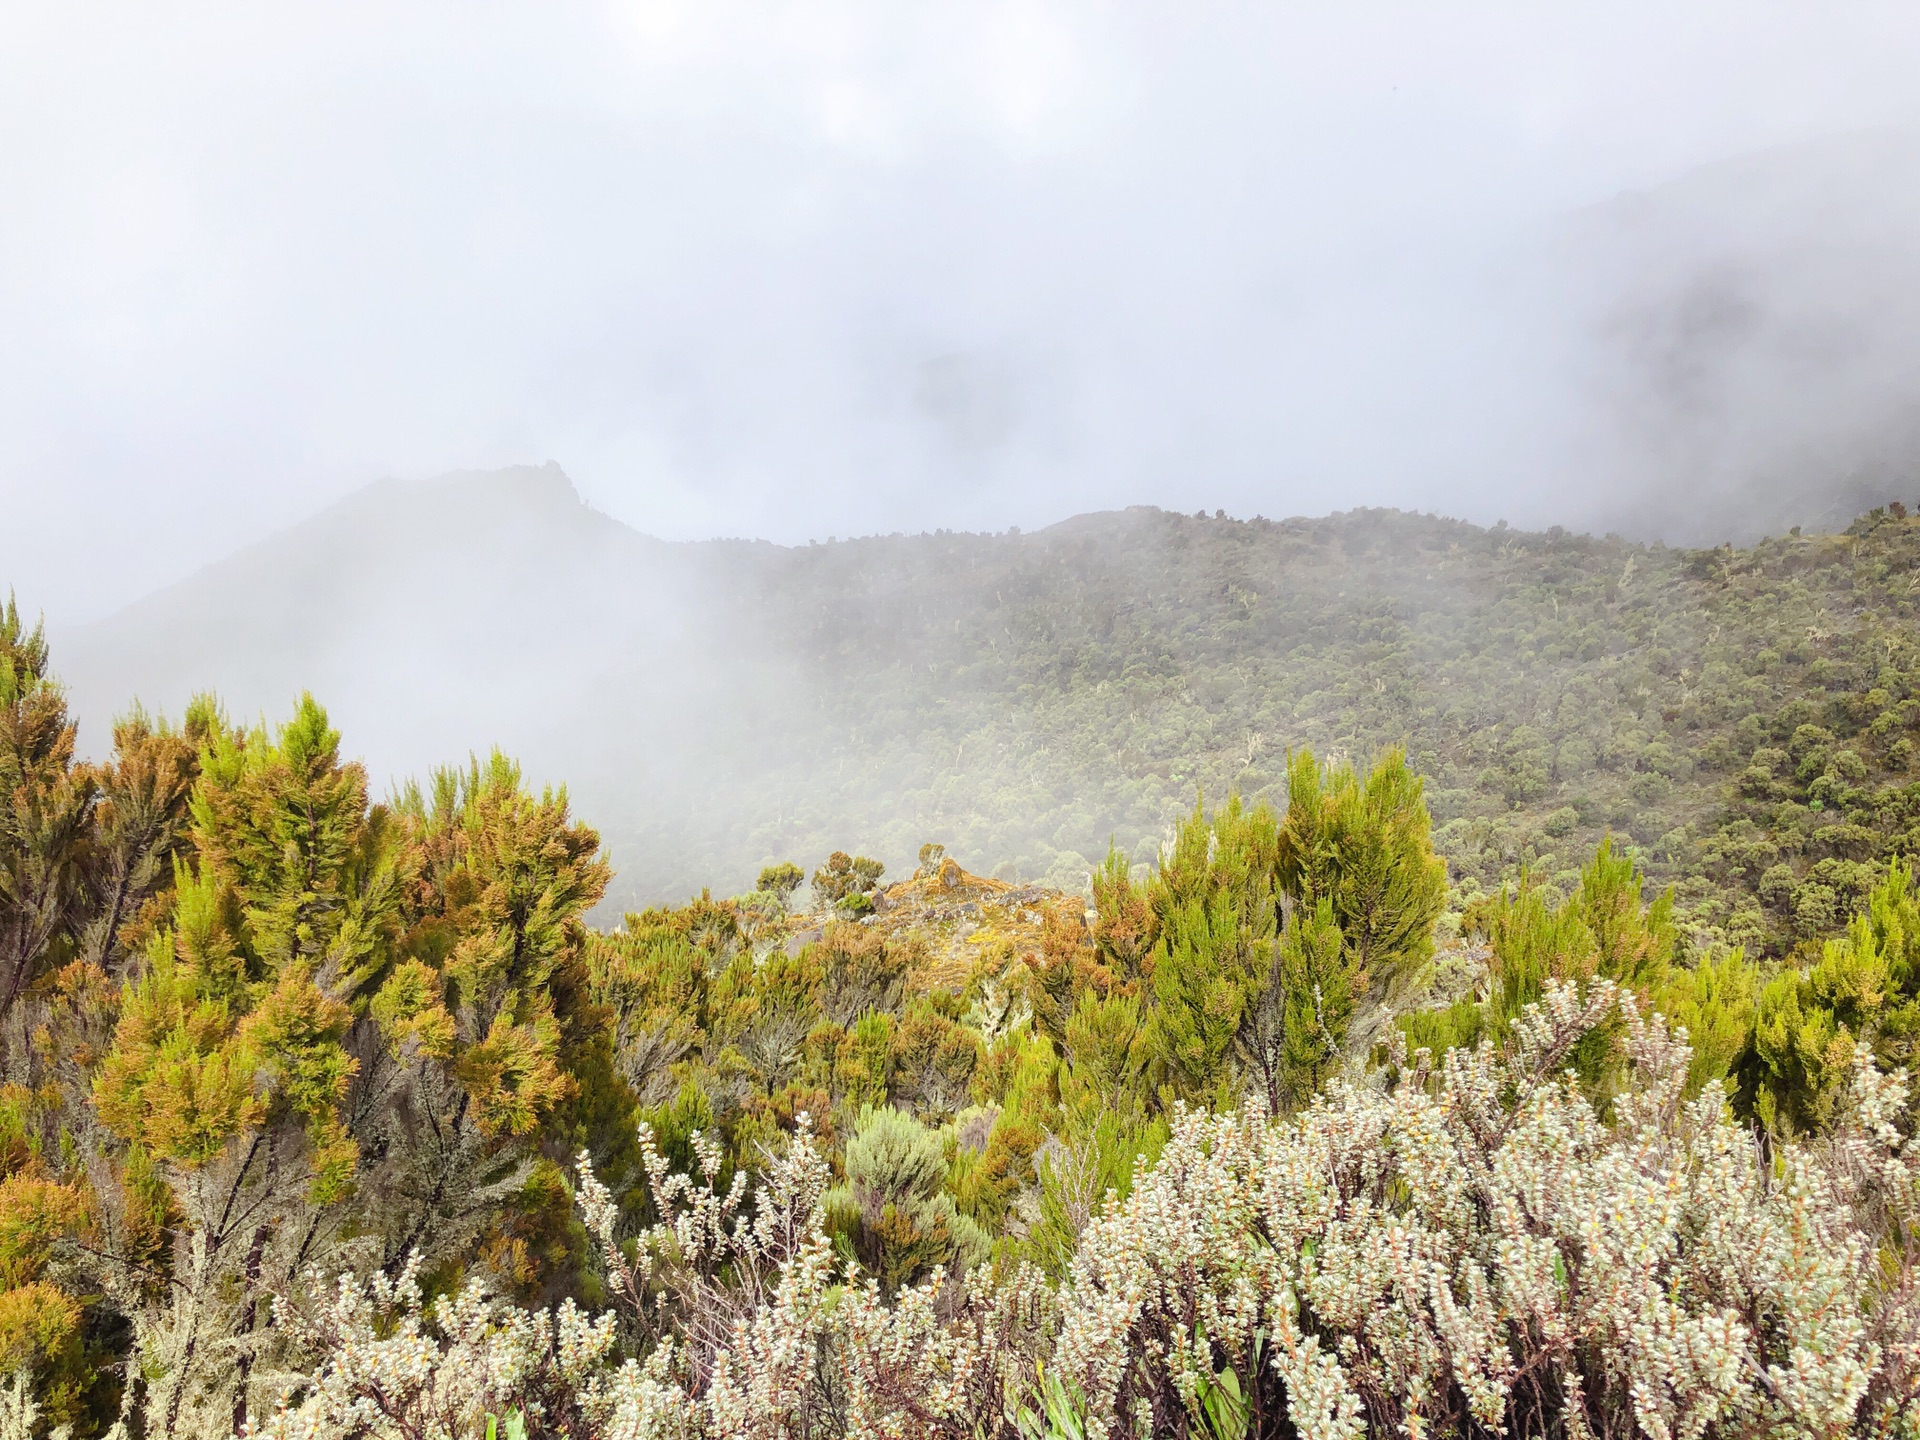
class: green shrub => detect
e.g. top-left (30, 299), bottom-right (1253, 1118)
top-left (825, 1106), bottom-right (990, 1293)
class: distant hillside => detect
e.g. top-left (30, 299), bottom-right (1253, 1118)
top-left (47, 469), bottom-right (1920, 949)
top-left (703, 498), bottom-right (1920, 957)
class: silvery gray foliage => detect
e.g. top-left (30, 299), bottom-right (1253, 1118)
top-left (252, 1115), bottom-right (1049, 1440)
top-left (1053, 981), bottom-right (1920, 1440)
top-left (251, 986), bottom-right (1920, 1439)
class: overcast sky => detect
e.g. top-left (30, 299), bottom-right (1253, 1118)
top-left (7, 2), bottom-right (1920, 622)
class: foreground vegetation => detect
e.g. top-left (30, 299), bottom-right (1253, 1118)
top-left (7, 562), bottom-right (1920, 1436)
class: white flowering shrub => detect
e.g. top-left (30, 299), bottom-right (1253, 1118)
top-left (584, 1114), bottom-right (1054, 1440)
top-left (244, 1252), bottom-right (680, 1440)
top-left (0, 1371), bottom-right (61, 1440)
top-left (252, 987), bottom-right (1920, 1439)
top-left (255, 1115), bottom-right (1051, 1440)
top-left (1051, 980), bottom-right (1920, 1440)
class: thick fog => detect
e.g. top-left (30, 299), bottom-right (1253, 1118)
top-left (7, 3), bottom-right (1920, 626)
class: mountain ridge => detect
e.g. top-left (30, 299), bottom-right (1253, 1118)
top-left (41, 467), bottom-right (1920, 950)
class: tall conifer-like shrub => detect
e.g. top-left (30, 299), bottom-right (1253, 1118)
top-left (1114, 748), bottom-right (1446, 1109)
top-left (74, 701), bottom-right (615, 1436)
top-left (1274, 745), bottom-right (1446, 1004)
top-left (0, 598), bottom-right (96, 1027)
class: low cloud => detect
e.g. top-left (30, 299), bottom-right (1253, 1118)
top-left (6, 3), bottom-right (1920, 620)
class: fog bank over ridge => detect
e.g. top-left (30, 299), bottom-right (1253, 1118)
top-left (55, 465), bottom-right (775, 817)
top-left (47, 462), bottom-right (1915, 912)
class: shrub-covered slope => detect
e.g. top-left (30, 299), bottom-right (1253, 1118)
top-left (54, 473), bottom-right (1920, 942)
top-left (711, 501), bottom-right (1920, 954)
top-left (11, 596), bottom-right (1920, 1437)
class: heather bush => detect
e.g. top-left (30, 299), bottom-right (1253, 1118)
top-left (824, 1106), bottom-right (991, 1294)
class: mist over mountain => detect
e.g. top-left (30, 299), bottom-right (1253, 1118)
top-left (63, 466), bottom-right (695, 774)
top-left (50, 462), bottom-right (1920, 928)
top-left (54, 466), bottom-right (818, 901)
top-left (34, 117), bottom-right (1920, 919)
